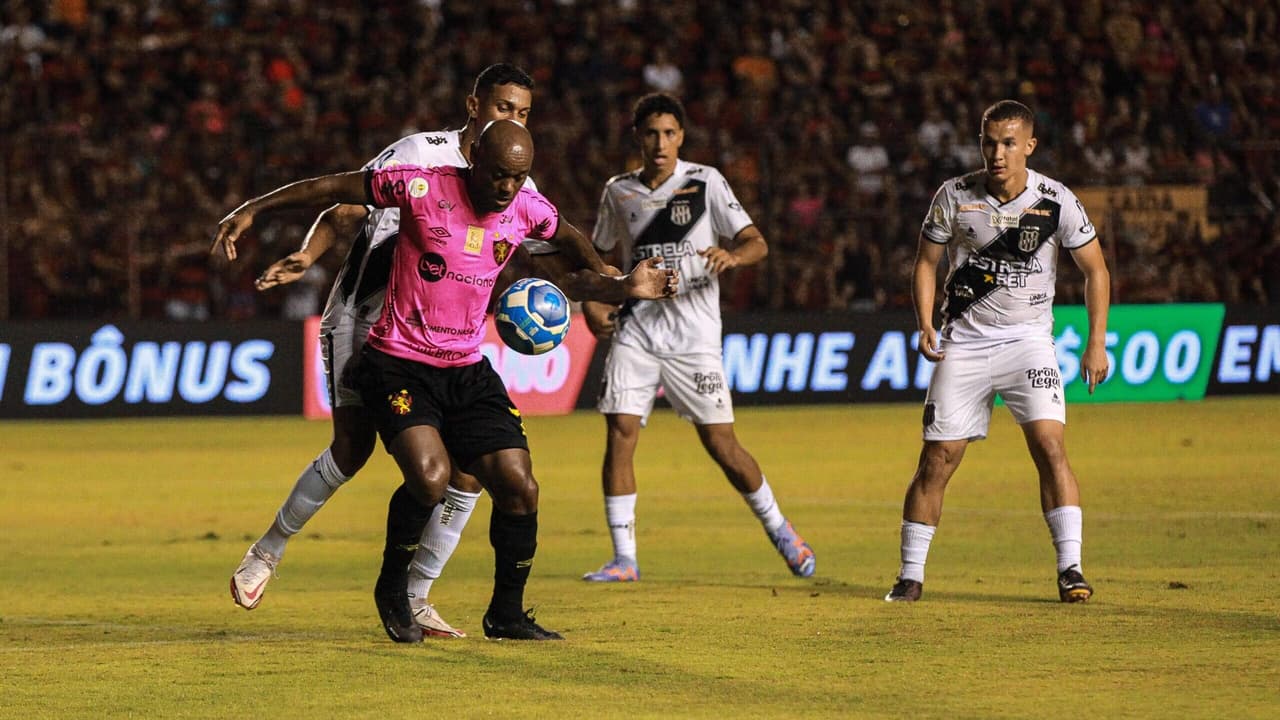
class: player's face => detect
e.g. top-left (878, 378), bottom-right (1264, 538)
top-left (470, 83), bottom-right (533, 127)
top-left (636, 113), bottom-right (684, 174)
top-left (980, 118), bottom-right (1037, 185)
top-left (469, 146), bottom-right (532, 214)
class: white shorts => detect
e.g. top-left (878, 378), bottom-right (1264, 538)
top-left (922, 336), bottom-right (1066, 442)
top-left (597, 342), bottom-right (735, 425)
top-left (320, 312), bottom-right (375, 409)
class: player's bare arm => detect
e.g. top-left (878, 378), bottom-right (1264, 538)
top-left (211, 170), bottom-right (371, 262)
top-left (546, 220), bottom-right (678, 303)
top-left (581, 251), bottom-right (624, 339)
top-left (699, 225), bottom-right (768, 274)
top-left (255, 203), bottom-right (369, 290)
top-left (912, 234), bottom-right (947, 362)
top-left (1070, 239), bottom-right (1112, 394)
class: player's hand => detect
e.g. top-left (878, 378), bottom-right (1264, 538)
top-left (1080, 343), bottom-right (1109, 394)
top-left (583, 301), bottom-right (620, 339)
top-left (255, 252), bottom-right (314, 290)
top-left (211, 207), bottom-right (255, 262)
top-left (624, 256), bottom-right (679, 299)
top-left (698, 247), bottom-right (739, 274)
top-left (918, 326), bottom-right (945, 362)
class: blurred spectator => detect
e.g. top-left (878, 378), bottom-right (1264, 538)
top-left (2, 0), bottom-right (1277, 322)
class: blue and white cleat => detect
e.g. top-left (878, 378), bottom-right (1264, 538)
top-left (768, 519), bottom-right (816, 577)
top-left (582, 558), bottom-right (640, 582)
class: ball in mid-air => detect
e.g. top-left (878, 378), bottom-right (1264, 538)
top-left (495, 278), bottom-right (571, 355)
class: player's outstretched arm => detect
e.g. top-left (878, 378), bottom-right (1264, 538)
top-left (255, 203), bottom-right (369, 290)
top-left (211, 171), bottom-right (371, 262)
top-left (544, 220), bottom-right (678, 302)
top-left (913, 234), bottom-right (947, 362)
top-left (1070, 239), bottom-right (1112, 393)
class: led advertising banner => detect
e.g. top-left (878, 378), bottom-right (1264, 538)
top-left (1208, 305), bottom-right (1280, 396)
top-left (302, 315), bottom-right (598, 420)
top-left (0, 321), bottom-right (304, 418)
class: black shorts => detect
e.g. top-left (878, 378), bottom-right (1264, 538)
top-left (351, 346), bottom-right (528, 468)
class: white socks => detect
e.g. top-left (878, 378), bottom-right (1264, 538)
top-left (741, 477), bottom-right (786, 534)
top-left (256, 449), bottom-right (351, 559)
top-left (1044, 505), bottom-right (1083, 573)
top-left (407, 485), bottom-right (482, 606)
top-left (898, 520), bottom-right (937, 583)
top-left (604, 493), bottom-right (638, 563)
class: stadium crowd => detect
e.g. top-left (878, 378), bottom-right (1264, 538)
top-left (3, 0), bottom-right (1278, 321)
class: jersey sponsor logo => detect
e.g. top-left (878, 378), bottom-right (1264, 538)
top-left (684, 167), bottom-right (705, 175)
top-left (1023, 207), bottom-right (1052, 217)
top-left (408, 177), bottom-right (429, 198)
top-left (958, 203), bottom-right (986, 212)
top-left (1075, 199), bottom-right (1094, 234)
top-left (388, 389), bottom-right (413, 415)
top-left (424, 136), bottom-right (448, 145)
top-left (381, 179), bottom-right (407, 198)
top-left (990, 212), bottom-right (1020, 229)
top-left (642, 198), bottom-right (667, 210)
top-left (418, 252), bottom-right (447, 281)
top-left (632, 239), bottom-right (697, 262)
top-left (437, 200), bottom-right (454, 211)
top-left (493, 239), bottom-right (513, 264)
top-left (411, 345), bottom-right (469, 361)
top-left (464, 226), bottom-right (485, 255)
top-left (670, 200), bottom-right (693, 226)
top-left (1037, 182), bottom-right (1059, 198)
top-left (672, 186), bottom-right (699, 196)
top-left (932, 204), bottom-right (946, 225)
top-left (428, 226), bottom-right (450, 238)
top-left (728, 201), bottom-right (743, 211)
top-left (413, 255), bottom-right (498, 292)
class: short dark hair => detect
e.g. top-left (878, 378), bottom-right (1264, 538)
top-left (473, 63), bottom-right (534, 96)
top-left (981, 99), bottom-right (1035, 134)
top-left (632, 93), bottom-right (686, 130)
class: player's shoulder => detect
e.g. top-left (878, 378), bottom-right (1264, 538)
top-left (1028, 169), bottom-right (1078, 202)
top-left (679, 159), bottom-right (722, 181)
top-left (933, 170), bottom-right (985, 202)
top-left (604, 168), bottom-right (643, 189)
top-left (515, 184), bottom-right (556, 211)
top-left (377, 129), bottom-right (463, 168)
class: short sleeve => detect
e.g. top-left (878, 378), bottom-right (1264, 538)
top-left (368, 165), bottom-right (431, 210)
top-left (522, 191), bottom-right (560, 242)
top-left (1057, 187), bottom-right (1098, 250)
top-left (591, 185), bottom-right (623, 253)
top-left (921, 184), bottom-right (953, 244)
top-left (706, 169), bottom-right (753, 240)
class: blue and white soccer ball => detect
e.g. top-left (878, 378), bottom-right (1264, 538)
top-left (495, 278), bottom-right (571, 355)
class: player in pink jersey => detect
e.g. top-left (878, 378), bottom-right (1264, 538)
top-left (214, 120), bottom-right (677, 640)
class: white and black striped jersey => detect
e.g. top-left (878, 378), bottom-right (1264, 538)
top-left (922, 168), bottom-right (1096, 346)
top-left (593, 159), bottom-right (754, 355)
top-left (320, 130), bottom-right (543, 330)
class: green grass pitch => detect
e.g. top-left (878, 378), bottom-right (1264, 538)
top-left (1, 398), bottom-right (1277, 718)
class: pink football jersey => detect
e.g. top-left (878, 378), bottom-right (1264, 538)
top-left (366, 164), bottom-right (559, 367)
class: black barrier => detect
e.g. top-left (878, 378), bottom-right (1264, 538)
top-left (1208, 306), bottom-right (1280, 396)
top-left (577, 311), bottom-right (933, 408)
top-left (0, 321), bottom-right (303, 419)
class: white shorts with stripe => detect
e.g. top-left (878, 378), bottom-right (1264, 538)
top-left (597, 342), bottom-right (735, 425)
top-left (320, 311), bottom-right (376, 409)
top-left (922, 336), bottom-right (1066, 442)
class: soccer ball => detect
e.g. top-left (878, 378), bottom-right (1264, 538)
top-left (494, 278), bottom-right (571, 355)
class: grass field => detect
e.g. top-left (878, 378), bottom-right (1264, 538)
top-left (1, 398), bottom-right (1278, 719)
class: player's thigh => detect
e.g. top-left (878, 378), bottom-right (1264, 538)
top-left (597, 342), bottom-right (662, 420)
top-left (993, 338), bottom-right (1066, 426)
top-left (440, 361), bottom-right (529, 472)
top-left (467, 447), bottom-right (537, 514)
top-left (922, 346), bottom-right (995, 442)
top-left (659, 352), bottom-right (735, 425)
top-left (350, 346), bottom-right (447, 451)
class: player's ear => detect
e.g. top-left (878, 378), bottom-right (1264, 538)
top-left (1026, 136), bottom-right (1038, 157)
top-left (465, 94), bottom-right (480, 120)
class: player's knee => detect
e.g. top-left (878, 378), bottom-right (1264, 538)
top-left (919, 442), bottom-right (964, 482)
top-left (493, 473), bottom-right (538, 514)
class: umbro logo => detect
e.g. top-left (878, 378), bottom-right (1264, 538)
top-left (428, 226), bottom-right (450, 238)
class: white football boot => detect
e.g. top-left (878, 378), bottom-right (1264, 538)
top-left (411, 603), bottom-right (467, 638)
top-left (230, 544), bottom-right (278, 610)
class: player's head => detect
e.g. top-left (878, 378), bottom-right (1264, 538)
top-left (632, 93), bottom-right (686, 175)
top-left (979, 100), bottom-right (1037, 184)
top-left (467, 63), bottom-right (534, 128)
top-left (468, 119), bottom-right (533, 213)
